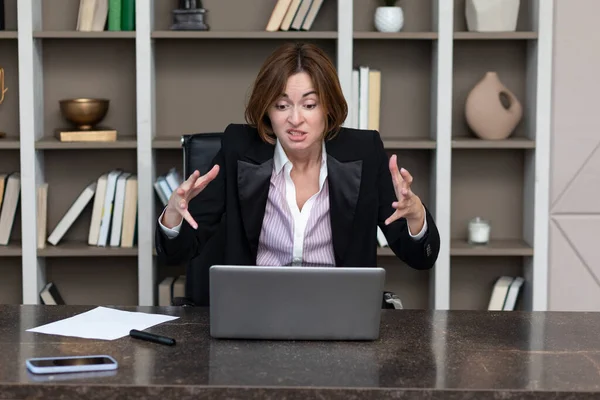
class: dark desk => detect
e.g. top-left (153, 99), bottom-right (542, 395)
top-left (1, 305), bottom-right (600, 399)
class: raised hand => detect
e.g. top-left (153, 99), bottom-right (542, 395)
top-left (385, 155), bottom-right (425, 232)
top-left (162, 165), bottom-right (220, 230)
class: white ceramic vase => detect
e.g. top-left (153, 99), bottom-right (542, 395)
top-left (374, 7), bottom-right (404, 33)
top-left (465, 0), bottom-right (520, 32)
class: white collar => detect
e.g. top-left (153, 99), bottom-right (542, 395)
top-left (274, 139), bottom-right (327, 174)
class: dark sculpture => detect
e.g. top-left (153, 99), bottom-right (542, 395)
top-left (171, 0), bottom-right (209, 31)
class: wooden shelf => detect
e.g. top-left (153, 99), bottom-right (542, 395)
top-left (0, 31), bottom-right (18, 39)
top-left (33, 31), bottom-right (136, 39)
top-left (38, 242), bottom-right (138, 257)
top-left (377, 240), bottom-right (533, 257)
top-left (384, 139), bottom-right (436, 149)
top-left (0, 138), bottom-right (20, 150)
top-left (377, 247), bottom-right (394, 257)
top-left (452, 137), bottom-right (535, 149)
top-left (153, 138), bottom-right (182, 149)
top-left (151, 31), bottom-right (338, 39)
top-left (35, 136), bottom-right (137, 149)
top-left (354, 32), bottom-right (438, 40)
top-left (0, 242), bottom-right (22, 257)
top-left (454, 32), bottom-right (538, 40)
top-left (450, 239), bottom-right (533, 256)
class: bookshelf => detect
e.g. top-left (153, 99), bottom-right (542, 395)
top-left (3, 0), bottom-right (552, 310)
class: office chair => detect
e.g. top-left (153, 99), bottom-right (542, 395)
top-left (169, 133), bottom-right (223, 307)
top-left (172, 133), bottom-right (403, 310)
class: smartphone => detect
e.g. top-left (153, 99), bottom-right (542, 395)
top-left (25, 355), bottom-right (118, 375)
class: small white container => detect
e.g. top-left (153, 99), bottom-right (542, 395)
top-left (468, 217), bottom-right (490, 245)
top-left (374, 7), bottom-right (404, 33)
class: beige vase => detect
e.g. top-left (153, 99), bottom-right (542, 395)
top-left (465, 72), bottom-right (522, 140)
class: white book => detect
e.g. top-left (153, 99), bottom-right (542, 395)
top-left (154, 181), bottom-right (168, 206)
top-left (47, 182), bottom-right (97, 246)
top-left (358, 66), bottom-right (370, 130)
top-left (376, 226), bottom-right (388, 247)
top-left (157, 177), bottom-right (172, 201)
top-left (487, 276), bottom-right (514, 311)
top-left (88, 173), bottom-right (108, 245)
top-left (0, 173), bottom-right (20, 245)
top-left (290, 0), bottom-right (313, 30)
top-left (301, 0), bottom-right (324, 30)
top-left (120, 175), bottom-right (138, 248)
top-left (97, 169), bottom-right (122, 247)
top-left (165, 168), bottom-right (182, 192)
top-left (351, 69), bottom-right (359, 129)
top-left (109, 172), bottom-right (131, 247)
top-left (503, 277), bottom-right (525, 310)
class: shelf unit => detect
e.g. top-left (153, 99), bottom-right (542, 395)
top-left (2, 0), bottom-right (552, 310)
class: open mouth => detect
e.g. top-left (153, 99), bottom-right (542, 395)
top-left (287, 129), bottom-right (307, 137)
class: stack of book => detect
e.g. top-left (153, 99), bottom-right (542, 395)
top-left (265, 0), bottom-right (324, 32)
top-left (44, 170), bottom-right (138, 248)
top-left (76, 0), bottom-right (135, 32)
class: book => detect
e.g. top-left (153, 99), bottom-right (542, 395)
top-left (47, 182), bottom-right (97, 246)
top-left (368, 69), bottom-right (381, 131)
top-left (91, 0), bottom-right (109, 31)
top-left (266, 0), bottom-right (292, 32)
top-left (290, 0), bottom-right (313, 30)
top-left (109, 172), bottom-right (131, 247)
top-left (0, 172), bottom-right (20, 245)
top-left (120, 175), bottom-right (137, 248)
top-left (39, 282), bottom-right (65, 305)
top-left (97, 169), bottom-right (123, 247)
top-left (280, 0), bottom-right (301, 31)
top-left (301, 0), bottom-right (324, 30)
top-left (488, 276), bottom-right (514, 311)
top-left (158, 277), bottom-right (176, 306)
top-left (120, 0), bottom-right (135, 31)
top-left (108, 0), bottom-right (122, 31)
top-left (503, 277), bottom-right (524, 310)
top-left (37, 183), bottom-right (48, 250)
top-left (88, 173), bottom-right (108, 245)
top-left (76, 0), bottom-right (97, 31)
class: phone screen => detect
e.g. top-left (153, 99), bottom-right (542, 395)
top-left (29, 357), bottom-right (115, 367)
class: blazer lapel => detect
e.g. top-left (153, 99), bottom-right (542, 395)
top-left (326, 153), bottom-right (362, 266)
top-left (237, 140), bottom-right (274, 261)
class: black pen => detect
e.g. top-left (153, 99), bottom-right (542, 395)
top-left (129, 329), bottom-right (176, 346)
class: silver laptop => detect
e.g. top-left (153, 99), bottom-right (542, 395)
top-left (209, 265), bottom-right (386, 341)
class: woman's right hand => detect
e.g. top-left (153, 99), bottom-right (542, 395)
top-left (161, 165), bottom-right (220, 230)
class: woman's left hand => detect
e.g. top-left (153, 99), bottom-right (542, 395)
top-left (385, 154), bottom-right (425, 233)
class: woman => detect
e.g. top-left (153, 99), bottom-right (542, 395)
top-left (155, 42), bottom-right (440, 306)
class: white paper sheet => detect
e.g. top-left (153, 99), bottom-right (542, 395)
top-left (26, 306), bottom-right (180, 340)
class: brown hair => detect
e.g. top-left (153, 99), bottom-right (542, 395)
top-left (245, 42), bottom-right (348, 144)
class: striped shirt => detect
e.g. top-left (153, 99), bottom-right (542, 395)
top-left (256, 140), bottom-right (335, 267)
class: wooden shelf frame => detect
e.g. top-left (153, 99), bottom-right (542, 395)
top-left (3, 0), bottom-right (552, 313)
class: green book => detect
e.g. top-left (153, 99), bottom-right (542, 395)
top-left (121, 0), bottom-right (135, 31)
top-left (108, 0), bottom-right (122, 31)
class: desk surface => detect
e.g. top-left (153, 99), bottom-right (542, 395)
top-left (1, 305), bottom-right (600, 399)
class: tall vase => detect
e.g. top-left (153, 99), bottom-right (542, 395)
top-left (465, 0), bottom-right (520, 32)
top-left (465, 72), bottom-right (522, 140)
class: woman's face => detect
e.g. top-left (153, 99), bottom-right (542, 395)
top-left (268, 72), bottom-right (326, 155)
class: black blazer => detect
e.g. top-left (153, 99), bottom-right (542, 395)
top-left (155, 123), bottom-right (441, 306)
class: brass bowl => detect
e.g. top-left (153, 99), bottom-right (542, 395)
top-left (59, 98), bottom-right (109, 130)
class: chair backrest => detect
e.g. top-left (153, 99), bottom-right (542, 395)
top-left (181, 133), bottom-right (223, 179)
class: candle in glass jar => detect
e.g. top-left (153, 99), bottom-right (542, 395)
top-left (468, 217), bottom-right (490, 244)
